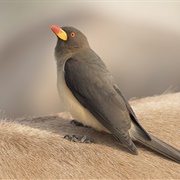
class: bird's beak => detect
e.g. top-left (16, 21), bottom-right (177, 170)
top-left (51, 25), bottom-right (67, 41)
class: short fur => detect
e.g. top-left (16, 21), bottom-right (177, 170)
top-left (0, 93), bottom-right (179, 179)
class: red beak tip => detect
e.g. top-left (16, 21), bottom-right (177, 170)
top-left (51, 25), bottom-right (61, 34)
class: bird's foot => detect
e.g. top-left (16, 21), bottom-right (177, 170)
top-left (64, 134), bottom-right (94, 143)
top-left (70, 120), bottom-right (90, 128)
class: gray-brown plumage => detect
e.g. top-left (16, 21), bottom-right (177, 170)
top-left (51, 25), bottom-right (180, 163)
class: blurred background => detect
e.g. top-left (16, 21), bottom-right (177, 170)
top-left (0, 1), bottom-right (180, 118)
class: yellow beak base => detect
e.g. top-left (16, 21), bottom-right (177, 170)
top-left (57, 29), bottom-right (67, 41)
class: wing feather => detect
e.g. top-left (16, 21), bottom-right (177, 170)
top-left (64, 49), bottom-right (137, 154)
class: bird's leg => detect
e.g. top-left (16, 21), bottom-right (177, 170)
top-left (64, 128), bottom-right (94, 143)
top-left (70, 119), bottom-right (90, 128)
top-left (80, 128), bottom-right (94, 143)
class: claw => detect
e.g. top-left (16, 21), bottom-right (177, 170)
top-left (70, 120), bottom-right (90, 128)
top-left (64, 134), bottom-right (94, 143)
top-left (64, 134), bottom-right (79, 142)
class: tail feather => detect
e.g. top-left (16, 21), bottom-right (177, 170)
top-left (132, 127), bottom-right (180, 163)
top-left (114, 130), bottom-right (138, 155)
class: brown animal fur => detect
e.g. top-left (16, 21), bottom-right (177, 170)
top-left (0, 93), bottom-right (180, 179)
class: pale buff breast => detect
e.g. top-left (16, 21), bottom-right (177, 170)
top-left (57, 68), bottom-right (110, 133)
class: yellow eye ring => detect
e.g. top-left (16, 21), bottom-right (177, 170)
top-left (70, 32), bottom-right (75, 37)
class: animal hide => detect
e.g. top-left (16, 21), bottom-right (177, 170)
top-left (0, 93), bottom-right (179, 179)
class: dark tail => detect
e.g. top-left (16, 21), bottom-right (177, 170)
top-left (131, 124), bottom-right (180, 164)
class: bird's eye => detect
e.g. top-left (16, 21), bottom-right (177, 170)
top-left (70, 32), bottom-right (75, 38)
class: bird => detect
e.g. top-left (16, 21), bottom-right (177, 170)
top-left (50, 25), bottom-right (180, 163)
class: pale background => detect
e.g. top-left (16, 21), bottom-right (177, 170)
top-left (0, 1), bottom-right (180, 118)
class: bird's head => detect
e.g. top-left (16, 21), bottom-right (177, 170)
top-left (51, 25), bottom-right (90, 61)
